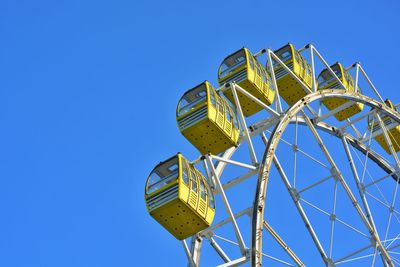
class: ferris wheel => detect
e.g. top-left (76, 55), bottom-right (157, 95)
top-left (144, 43), bottom-right (400, 266)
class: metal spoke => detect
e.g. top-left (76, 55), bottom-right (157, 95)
top-left (350, 144), bottom-right (393, 212)
top-left (265, 128), bottom-right (330, 169)
top-left (376, 113), bottom-right (400, 249)
top-left (297, 174), bottom-right (333, 195)
top-left (386, 233), bottom-right (400, 249)
top-left (302, 112), bottom-right (393, 265)
top-left (365, 172), bottom-right (396, 189)
top-left (334, 244), bottom-right (373, 264)
top-left (263, 221), bottom-right (305, 267)
top-left (390, 256), bottom-right (400, 266)
top-left (384, 212), bottom-right (395, 247)
top-left (388, 243), bottom-right (400, 251)
top-left (301, 197), bottom-right (370, 238)
top-left (293, 115), bottom-right (299, 188)
top-left (271, 155), bottom-right (329, 264)
top-left (342, 136), bottom-right (380, 237)
top-left (336, 252), bottom-right (376, 265)
top-left (329, 180), bottom-right (339, 258)
top-left (260, 133), bottom-right (329, 264)
top-left (366, 191), bottom-right (392, 209)
top-left (262, 253), bottom-right (296, 266)
top-left (371, 246), bottom-right (378, 267)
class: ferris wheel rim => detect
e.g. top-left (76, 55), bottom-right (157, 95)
top-left (251, 89), bottom-right (400, 266)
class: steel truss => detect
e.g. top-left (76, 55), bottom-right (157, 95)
top-left (180, 44), bottom-right (400, 266)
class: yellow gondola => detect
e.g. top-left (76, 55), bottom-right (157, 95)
top-left (317, 62), bottom-right (364, 121)
top-left (369, 99), bottom-right (400, 154)
top-left (218, 48), bottom-right (275, 117)
top-left (145, 153), bottom-right (216, 240)
top-left (272, 43), bottom-right (313, 106)
top-left (176, 81), bottom-right (240, 155)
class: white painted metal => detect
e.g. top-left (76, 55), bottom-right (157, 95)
top-left (316, 106), bottom-right (391, 264)
top-left (252, 91), bottom-right (399, 266)
top-left (266, 50), bottom-right (283, 113)
top-left (231, 84), bottom-right (258, 165)
top-left (210, 154), bottom-right (257, 171)
top-left (208, 236), bottom-right (231, 263)
top-left (308, 44), bottom-right (317, 93)
top-left (206, 155), bottom-right (247, 255)
top-left (230, 83), bottom-right (280, 117)
top-left (216, 256), bottom-right (248, 267)
top-left (187, 236), bottom-right (202, 267)
top-left (183, 240), bottom-right (198, 267)
top-left (313, 100), bottom-right (357, 123)
top-left (175, 44), bottom-right (400, 267)
top-left (263, 221), bottom-right (305, 267)
top-left (359, 65), bottom-right (385, 103)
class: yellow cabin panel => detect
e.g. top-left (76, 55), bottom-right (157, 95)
top-left (292, 62), bottom-right (300, 77)
top-left (205, 207), bottom-right (215, 224)
top-left (272, 44), bottom-right (313, 106)
top-left (179, 182), bottom-right (190, 203)
top-left (224, 120), bottom-right (232, 136)
top-left (218, 48), bottom-right (275, 117)
top-left (188, 191), bottom-right (198, 210)
top-left (197, 198), bottom-right (207, 218)
top-left (369, 99), bottom-right (400, 154)
top-left (374, 126), bottom-right (400, 154)
top-left (247, 68), bottom-right (255, 82)
top-left (180, 118), bottom-right (239, 155)
top-left (177, 82), bottom-right (240, 155)
top-left (223, 79), bottom-right (274, 117)
top-left (149, 198), bottom-right (210, 240)
top-left (145, 153), bottom-right (216, 240)
top-left (322, 97), bottom-right (364, 121)
top-left (318, 63), bottom-right (363, 120)
top-left (276, 74), bottom-right (309, 106)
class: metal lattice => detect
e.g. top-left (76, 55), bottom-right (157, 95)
top-left (179, 44), bottom-right (400, 267)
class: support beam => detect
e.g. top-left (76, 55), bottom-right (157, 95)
top-left (231, 84), bottom-right (258, 165)
top-left (302, 112), bottom-right (393, 266)
top-left (208, 236), bottom-right (231, 263)
top-left (206, 155), bottom-right (247, 255)
top-left (188, 235), bottom-right (202, 267)
top-left (183, 240), bottom-right (197, 267)
top-left (263, 221), bottom-right (305, 267)
top-left (216, 256), bottom-right (248, 267)
top-left (260, 133), bottom-right (329, 265)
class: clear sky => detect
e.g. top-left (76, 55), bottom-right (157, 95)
top-left (1, 0), bottom-right (399, 266)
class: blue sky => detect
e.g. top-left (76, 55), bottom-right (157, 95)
top-left (1, 0), bottom-right (399, 266)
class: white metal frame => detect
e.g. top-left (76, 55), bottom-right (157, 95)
top-left (173, 44), bottom-right (400, 267)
